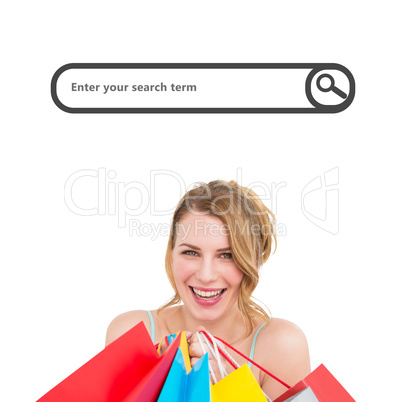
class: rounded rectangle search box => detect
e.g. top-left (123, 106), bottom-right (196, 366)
top-left (51, 63), bottom-right (355, 114)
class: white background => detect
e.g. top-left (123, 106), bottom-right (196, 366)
top-left (1, 1), bottom-right (401, 401)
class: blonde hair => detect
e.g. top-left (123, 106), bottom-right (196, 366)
top-left (158, 180), bottom-right (277, 336)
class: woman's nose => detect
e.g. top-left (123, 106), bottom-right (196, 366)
top-left (195, 258), bottom-right (219, 283)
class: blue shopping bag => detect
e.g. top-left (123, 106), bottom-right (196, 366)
top-left (158, 349), bottom-right (210, 402)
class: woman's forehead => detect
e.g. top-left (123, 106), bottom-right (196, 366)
top-left (175, 212), bottom-right (230, 247)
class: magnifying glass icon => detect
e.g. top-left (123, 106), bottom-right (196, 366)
top-left (316, 73), bottom-right (347, 99)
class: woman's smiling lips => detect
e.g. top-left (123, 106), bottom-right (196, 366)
top-left (190, 286), bottom-right (226, 306)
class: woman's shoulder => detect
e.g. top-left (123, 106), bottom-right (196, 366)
top-left (257, 317), bottom-right (310, 359)
top-left (105, 310), bottom-right (153, 347)
top-left (255, 318), bottom-right (311, 392)
top-left (260, 317), bottom-right (308, 344)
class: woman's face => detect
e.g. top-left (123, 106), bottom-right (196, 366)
top-left (171, 212), bottom-right (244, 323)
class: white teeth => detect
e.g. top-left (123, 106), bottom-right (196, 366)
top-left (192, 287), bottom-right (224, 299)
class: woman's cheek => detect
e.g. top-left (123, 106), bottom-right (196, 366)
top-left (173, 258), bottom-right (193, 283)
top-left (226, 264), bottom-right (244, 287)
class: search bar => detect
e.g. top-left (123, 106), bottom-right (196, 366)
top-left (51, 63), bottom-right (355, 113)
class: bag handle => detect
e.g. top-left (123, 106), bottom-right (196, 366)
top-left (200, 330), bottom-right (291, 389)
top-left (156, 333), bottom-right (178, 354)
top-left (198, 330), bottom-right (274, 402)
top-left (197, 331), bottom-right (227, 384)
top-left (155, 329), bottom-right (291, 390)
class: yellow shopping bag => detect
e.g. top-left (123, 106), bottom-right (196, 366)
top-left (210, 364), bottom-right (267, 402)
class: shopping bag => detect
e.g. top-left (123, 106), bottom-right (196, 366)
top-left (159, 330), bottom-right (267, 402)
top-left (178, 331), bottom-right (192, 373)
top-left (37, 321), bottom-right (181, 402)
top-left (193, 330), bottom-right (268, 402)
top-left (158, 350), bottom-right (210, 402)
top-left (273, 364), bottom-right (355, 402)
top-left (210, 363), bottom-right (267, 402)
top-left (156, 331), bottom-right (192, 373)
top-left (281, 387), bottom-right (318, 401)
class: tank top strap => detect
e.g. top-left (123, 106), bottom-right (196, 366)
top-left (248, 322), bottom-right (267, 369)
top-left (146, 310), bottom-right (155, 343)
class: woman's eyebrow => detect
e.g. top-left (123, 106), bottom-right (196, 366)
top-left (178, 243), bottom-right (231, 252)
top-left (178, 243), bottom-right (201, 250)
top-left (216, 247), bottom-right (231, 252)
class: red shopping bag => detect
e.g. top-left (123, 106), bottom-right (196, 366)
top-left (273, 364), bottom-right (355, 402)
top-left (37, 321), bottom-right (181, 402)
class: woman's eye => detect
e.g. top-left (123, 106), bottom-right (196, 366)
top-left (221, 253), bottom-right (232, 259)
top-left (184, 250), bottom-right (198, 256)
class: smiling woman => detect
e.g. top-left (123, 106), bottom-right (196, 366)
top-left (105, 180), bottom-right (311, 400)
top-left (168, 212), bottom-right (244, 324)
